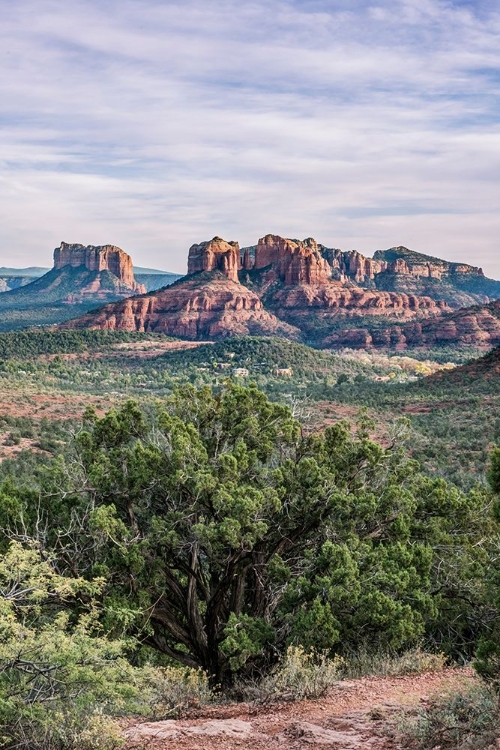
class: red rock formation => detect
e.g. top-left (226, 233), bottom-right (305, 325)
top-left (323, 300), bottom-right (500, 350)
top-left (63, 275), bottom-right (299, 340)
top-left (188, 237), bottom-right (240, 283)
top-left (273, 285), bottom-right (446, 315)
top-left (54, 242), bottom-right (145, 293)
top-left (375, 246), bottom-right (486, 281)
top-left (254, 235), bottom-right (331, 285)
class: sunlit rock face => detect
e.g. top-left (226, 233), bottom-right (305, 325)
top-left (54, 242), bottom-right (145, 294)
top-left (187, 237), bottom-right (240, 283)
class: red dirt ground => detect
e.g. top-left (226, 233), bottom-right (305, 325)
top-left (125, 668), bottom-right (477, 750)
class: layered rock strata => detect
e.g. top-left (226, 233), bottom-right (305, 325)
top-left (188, 237), bottom-right (240, 283)
top-left (324, 300), bottom-right (500, 350)
top-left (54, 242), bottom-right (145, 294)
top-left (63, 274), bottom-right (299, 340)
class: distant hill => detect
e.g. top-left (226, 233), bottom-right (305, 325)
top-left (133, 265), bottom-right (173, 274)
top-left (372, 246), bottom-right (500, 307)
top-left (0, 243), bottom-right (147, 332)
top-left (62, 234), bottom-right (500, 347)
top-left (134, 271), bottom-right (183, 292)
top-left (0, 266), bottom-right (49, 276)
top-left (430, 344), bottom-right (500, 385)
top-left (0, 266), bottom-right (50, 293)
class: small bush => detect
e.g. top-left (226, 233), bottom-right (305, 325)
top-left (0, 709), bottom-right (124, 750)
top-left (397, 684), bottom-right (500, 749)
top-left (148, 666), bottom-right (213, 718)
top-left (234, 646), bottom-right (344, 703)
top-left (341, 648), bottom-right (448, 679)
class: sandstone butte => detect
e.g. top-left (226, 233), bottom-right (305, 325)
top-left (54, 242), bottom-right (146, 296)
top-left (62, 234), bottom-right (500, 348)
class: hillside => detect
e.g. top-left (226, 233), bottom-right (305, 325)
top-left (0, 266), bottom-right (50, 292)
top-left (0, 243), bottom-right (146, 331)
top-left (373, 246), bottom-right (500, 307)
top-left (428, 343), bottom-right (500, 384)
top-left (325, 298), bottom-right (500, 351)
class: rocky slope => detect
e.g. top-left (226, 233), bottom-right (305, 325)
top-left (61, 233), bottom-right (500, 348)
top-left (371, 246), bottom-right (500, 307)
top-left (324, 299), bottom-right (500, 350)
top-left (0, 243), bottom-right (145, 307)
top-left (63, 272), bottom-right (299, 339)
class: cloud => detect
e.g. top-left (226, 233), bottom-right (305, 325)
top-left (0, 0), bottom-right (499, 277)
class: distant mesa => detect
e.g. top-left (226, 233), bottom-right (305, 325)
top-left (53, 242), bottom-right (145, 295)
top-left (0, 242), bottom-right (146, 311)
top-left (2, 231), bottom-right (491, 350)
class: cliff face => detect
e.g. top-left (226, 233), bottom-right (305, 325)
top-left (188, 237), bottom-right (240, 283)
top-left (54, 242), bottom-right (145, 294)
top-left (324, 300), bottom-right (500, 351)
top-left (63, 233), bottom-right (500, 348)
top-left (63, 274), bottom-right (299, 340)
top-left (240, 239), bottom-right (498, 306)
top-left (252, 235), bottom-right (331, 285)
top-left (0, 242), bottom-right (146, 314)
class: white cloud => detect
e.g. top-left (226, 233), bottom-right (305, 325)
top-left (0, 0), bottom-right (499, 276)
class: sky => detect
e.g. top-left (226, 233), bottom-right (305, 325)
top-left (0, 0), bottom-right (499, 276)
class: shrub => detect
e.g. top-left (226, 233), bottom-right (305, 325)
top-left (0, 542), bottom-right (154, 750)
top-left (234, 646), bottom-right (344, 702)
top-left (397, 684), bottom-right (500, 749)
top-left (341, 647), bottom-right (448, 679)
top-left (148, 666), bottom-right (212, 718)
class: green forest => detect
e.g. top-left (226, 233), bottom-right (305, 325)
top-left (1, 331), bottom-right (500, 748)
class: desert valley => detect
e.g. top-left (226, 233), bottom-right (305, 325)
top-left (1, 233), bottom-right (500, 748)
top-left (3, 2), bottom-right (500, 747)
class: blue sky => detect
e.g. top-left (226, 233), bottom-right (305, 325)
top-left (1, 0), bottom-right (499, 276)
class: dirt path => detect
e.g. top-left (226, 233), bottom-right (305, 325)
top-left (125, 668), bottom-right (476, 749)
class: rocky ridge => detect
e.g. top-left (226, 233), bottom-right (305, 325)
top-left (241, 238), bottom-right (498, 306)
top-left (62, 234), bottom-right (500, 348)
top-left (325, 299), bottom-right (500, 351)
top-left (53, 242), bottom-right (145, 295)
top-left (64, 273), bottom-right (299, 339)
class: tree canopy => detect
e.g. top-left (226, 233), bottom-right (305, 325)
top-left (1, 383), bottom-right (495, 686)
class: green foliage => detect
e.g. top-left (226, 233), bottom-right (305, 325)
top-left (474, 446), bottom-right (500, 692)
top-left (0, 329), bottom-right (168, 358)
top-left (0, 542), bottom-right (153, 750)
top-left (397, 685), bottom-right (500, 750)
top-left (2, 383), bottom-right (493, 688)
